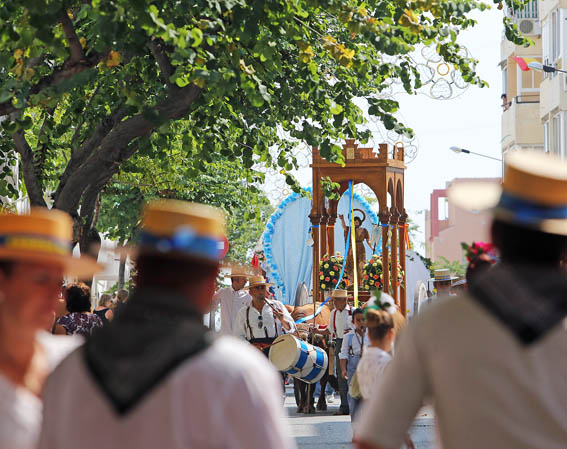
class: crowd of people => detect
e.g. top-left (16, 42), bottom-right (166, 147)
top-left (0, 149), bottom-right (564, 449)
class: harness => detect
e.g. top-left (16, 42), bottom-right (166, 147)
top-left (245, 304), bottom-right (279, 341)
top-left (332, 305), bottom-right (353, 338)
top-left (348, 331), bottom-right (364, 358)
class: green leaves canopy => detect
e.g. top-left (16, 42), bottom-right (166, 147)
top-left (0, 0), bottom-right (530, 222)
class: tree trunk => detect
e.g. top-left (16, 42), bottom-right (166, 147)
top-left (118, 251), bottom-right (126, 289)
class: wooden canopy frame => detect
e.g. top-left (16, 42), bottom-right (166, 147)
top-left (310, 139), bottom-right (408, 315)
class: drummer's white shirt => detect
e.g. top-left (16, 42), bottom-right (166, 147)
top-left (235, 300), bottom-right (296, 340)
top-left (39, 336), bottom-right (297, 449)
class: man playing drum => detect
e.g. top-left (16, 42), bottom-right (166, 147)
top-left (235, 276), bottom-right (296, 355)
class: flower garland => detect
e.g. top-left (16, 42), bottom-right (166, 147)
top-left (362, 254), bottom-right (404, 291)
top-left (319, 253), bottom-right (348, 290)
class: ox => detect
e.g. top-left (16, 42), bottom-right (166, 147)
top-left (285, 302), bottom-right (338, 414)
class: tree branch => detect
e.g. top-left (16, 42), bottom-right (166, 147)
top-left (55, 84), bottom-right (202, 212)
top-left (71, 84), bottom-right (101, 148)
top-left (54, 105), bottom-right (128, 202)
top-left (148, 38), bottom-right (176, 91)
top-left (59, 12), bottom-right (85, 64)
top-left (12, 131), bottom-right (47, 207)
top-left (0, 52), bottom-right (105, 117)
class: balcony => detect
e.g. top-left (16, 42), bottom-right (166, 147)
top-left (506, 0), bottom-right (538, 19)
top-left (501, 94), bottom-right (544, 151)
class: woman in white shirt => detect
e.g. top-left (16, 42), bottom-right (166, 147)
top-left (356, 308), bottom-right (395, 400)
top-left (355, 306), bottom-right (414, 449)
top-left (0, 209), bottom-right (100, 449)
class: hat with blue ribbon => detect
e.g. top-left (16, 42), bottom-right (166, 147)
top-left (0, 208), bottom-right (102, 278)
top-left (135, 200), bottom-right (226, 264)
top-left (449, 151), bottom-right (567, 235)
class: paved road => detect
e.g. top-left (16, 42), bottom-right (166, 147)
top-left (284, 387), bottom-right (439, 449)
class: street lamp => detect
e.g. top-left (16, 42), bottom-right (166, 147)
top-left (527, 61), bottom-right (567, 74)
top-left (449, 146), bottom-right (502, 162)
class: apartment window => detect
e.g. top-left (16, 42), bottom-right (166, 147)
top-left (544, 120), bottom-right (550, 153)
top-left (502, 66), bottom-right (508, 95)
top-left (552, 114), bottom-right (561, 155)
top-left (562, 112), bottom-right (567, 159)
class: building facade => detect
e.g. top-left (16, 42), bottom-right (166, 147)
top-left (540, 0), bottom-right (567, 157)
top-left (500, 0), bottom-right (567, 159)
top-left (425, 178), bottom-right (499, 263)
top-left (500, 1), bottom-right (545, 158)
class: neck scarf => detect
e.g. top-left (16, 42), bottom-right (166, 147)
top-left (83, 288), bottom-right (212, 415)
top-left (469, 264), bottom-right (567, 345)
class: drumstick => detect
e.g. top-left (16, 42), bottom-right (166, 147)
top-left (263, 298), bottom-right (303, 339)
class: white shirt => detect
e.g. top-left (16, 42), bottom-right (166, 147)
top-left (0, 332), bottom-right (81, 449)
top-left (212, 287), bottom-right (251, 335)
top-left (356, 347), bottom-right (392, 399)
top-left (339, 330), bottom-right (365, 360)
top-left (40, 337), bottom-right (297, 449)
top-left (355, 296), bottom-right (567, 449)
top-left (328, 306), bottom-right (353, 339)
top-left (235, 300), bottom-right (296, 340)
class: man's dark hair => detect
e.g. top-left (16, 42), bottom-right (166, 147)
top-left (492, 219), bottom-right (567, 265)
top-left (466, 254), bottom-right (494, 285)
top-left (135, 253), bottom-right (218, 291)
top-left (65, 282), bottom-right (92, 313)
top-left (354, 217), bottom-right (362, 225)
top-left (0, 260), bottom-right (14, 276)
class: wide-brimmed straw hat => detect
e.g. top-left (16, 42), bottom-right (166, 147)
top-left (449, 151), bottom-right (567, 235)
top-left (429, 269), bottom-right (458, 283)
top-left (331, 289), bottom-right (349, 299)
top-left (225, 266), bottom-right (250, 279)
top-left (133, 200), bottom-right (227, 264)
top-left (244, 275), bottom-right (274, 289)
top-left (0, 208), bottom-right (102, 279)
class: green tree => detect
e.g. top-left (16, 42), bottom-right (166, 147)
top-left (0, 0), bottom-right (530, 251)
top-left (432, 256), bottom-right (467, 278)
top-left (97, 151), bottom-right (273, 263)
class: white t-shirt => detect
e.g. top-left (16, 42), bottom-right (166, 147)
top-left (356, 347), bottom-right (392, 399)
top-left (328, 306), bottom-right (353, 339)
top-left (355, 295), bottom-right (567, 449)
top-left (339, 330), bottom-right (365, 360)
top-left (39, 336), bottom-right (296, 449)
top-left (211, 287), bottom-right (251, 335)
top-left (0, 332), bottom-right (81, 449)
top-left (235, 300), bottom-right (295, 340)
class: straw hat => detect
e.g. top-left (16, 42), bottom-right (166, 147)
top-left (449, 151), bottom-right (567, 235)
top-left (331, 289), bottom-right (349, 299)
top-left (244, 275), bottom-right (274, 289)
top-left (134, 200), bottom-right (227, 264)
top-left (225, 266), bottom-right (250, 279)
top-left (0, 208), bottom-right (102, 279)
top-left (429, 269), bottom-right (458, 283)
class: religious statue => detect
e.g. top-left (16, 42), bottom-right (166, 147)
top-left (339, 210), bottom-right (371, 285)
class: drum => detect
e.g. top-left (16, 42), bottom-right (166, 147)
top-left (269, 334), bottom-right (328, 384)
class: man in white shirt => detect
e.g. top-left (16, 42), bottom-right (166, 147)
top-left (235, 276), bottom-right (295, 354)
top-left (316, 289), bottom-right (353, 415)
top-left (211, 267), bottom-right (251, 335)
top-left (355, 151), bottom-right (567, 449)
top-left (40, 200), bottom-right (296, 449)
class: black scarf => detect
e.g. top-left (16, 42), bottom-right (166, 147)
top-left (469, 264), bottom-right (567, 345)
top-left (83, 288), bottom-right (212, 415)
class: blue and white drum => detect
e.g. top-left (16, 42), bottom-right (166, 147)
top-left (269, 334), bottom-right (328, 384)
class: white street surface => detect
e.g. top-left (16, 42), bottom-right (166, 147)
top-left (284, 386), bottom-right (439, 449)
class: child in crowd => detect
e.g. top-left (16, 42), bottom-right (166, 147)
top-left (355, 294), bottom-right (414, 448)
